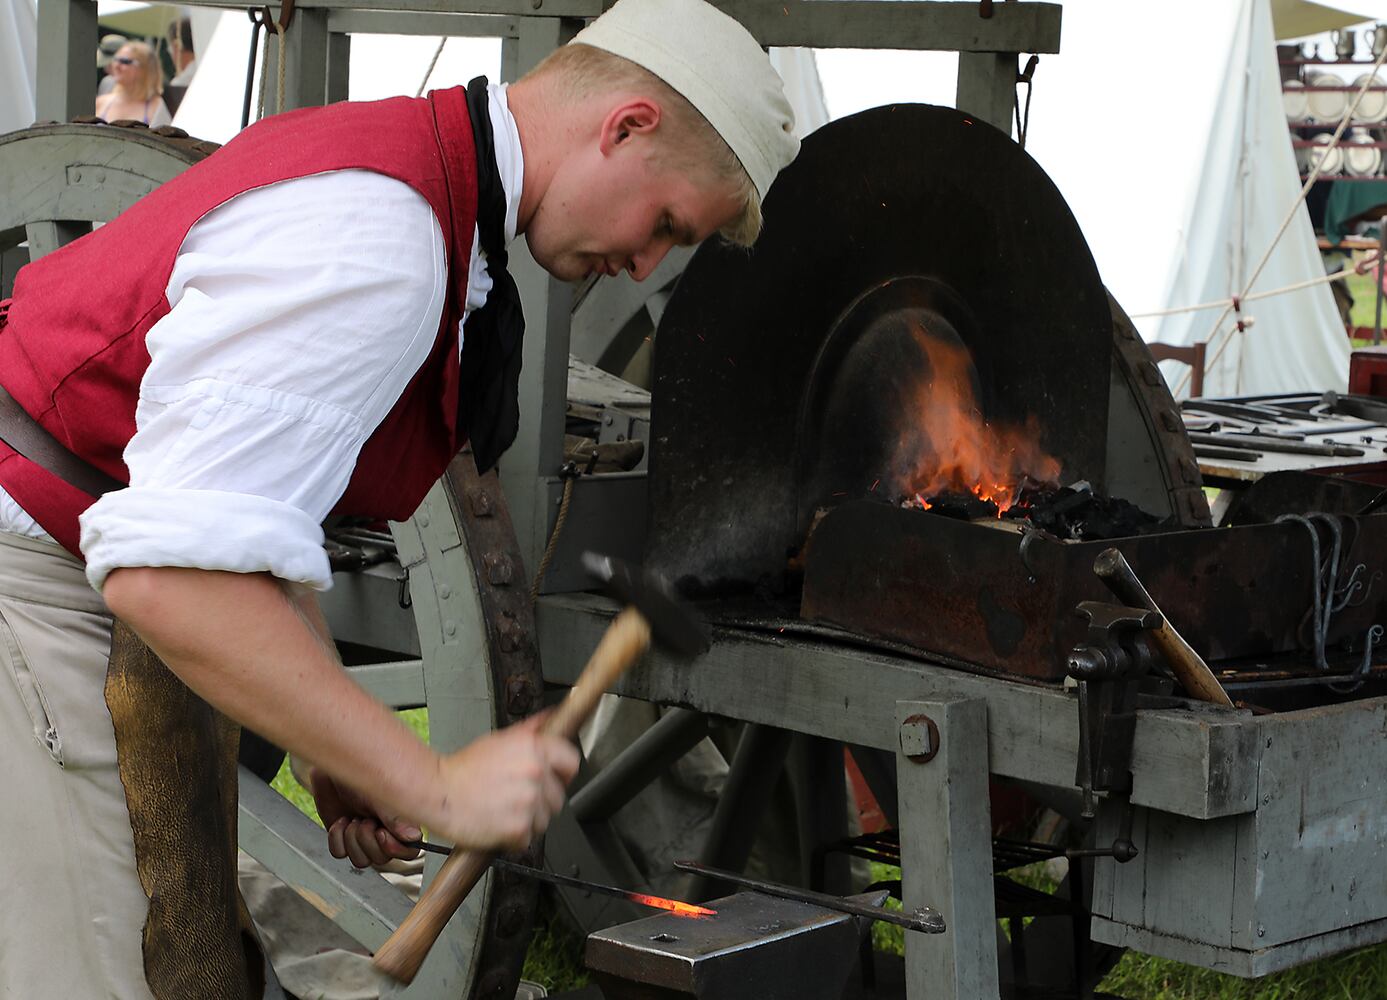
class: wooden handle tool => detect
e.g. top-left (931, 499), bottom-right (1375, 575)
top-left (1092, 548), bottom-right (1234, 708)
top-left (371, 607), bottom-right (652, 983)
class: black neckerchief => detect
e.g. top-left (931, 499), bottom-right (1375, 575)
top-left (459, 76), bottom-right (525, 474)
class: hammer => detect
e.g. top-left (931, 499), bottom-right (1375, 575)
top-left (372, 552), bottom-right (709, 984)
top-left (1092, 548), bottom-right (1234, 708)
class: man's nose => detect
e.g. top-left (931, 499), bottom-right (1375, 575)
top-left (627, 240), bottom-right (674, 282)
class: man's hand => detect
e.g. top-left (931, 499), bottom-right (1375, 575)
top-left (426, 715), bottom-right (580, 853)
top-left (309, 768), bottom-right (423, 869)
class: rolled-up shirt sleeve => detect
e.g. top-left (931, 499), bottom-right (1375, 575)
top-left (79, 169), bottom-right (449, 592)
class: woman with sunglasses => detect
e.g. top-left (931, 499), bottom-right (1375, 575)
top-left (95, 41), bottom-right (172, 127)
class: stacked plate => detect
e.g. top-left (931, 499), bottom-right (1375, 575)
top-left (1308, 131), bottom-right (1345, 176)
top-left (1307, 70), bottom-right (1349, 121)
top-left (1284, 78), bottom-right (1309, 122)
top-left (1345, 126), bottom-right (1383, 176)
top-left (1355, 72), bottom-right (1387, 123)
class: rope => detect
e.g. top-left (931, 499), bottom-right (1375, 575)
top-left (530, 474), bottom-right (576, 603)
top-left (416, 37), bottom-right (447, 98)
top-left (254, 16), bottom-right (287, 120)
top-left (1131, 250), bottom-right (1384, 319)
top-left (1170, 39), bottom-right (1387, 396)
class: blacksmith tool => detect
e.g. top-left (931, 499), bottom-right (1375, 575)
top-left (373, 553), bottom-right (710, 983)
top-left (402, 845), bottom-right (716, 917)
top-left (672, 859), bottom-right (945, 933)
top-left (587, 889), bottom-right (891, 1000)
top-left (1092, 548), bottom-right (1234, 708)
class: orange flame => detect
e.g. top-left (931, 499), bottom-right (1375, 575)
top-left (627, 893), bottom-right (717, 918)
top-left (894, 324), bottom-right (1059, 513)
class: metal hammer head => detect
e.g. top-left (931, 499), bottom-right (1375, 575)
top-left (582, 552), bottom-right (710, 657)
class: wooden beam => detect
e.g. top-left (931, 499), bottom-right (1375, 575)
top-left (536, 594), bottom-right (1261, 820)
top-left (36, 0), bottom-right (97, 123)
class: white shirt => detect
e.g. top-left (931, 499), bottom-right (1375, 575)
top-left (0, 84), bottom-right (523, 592)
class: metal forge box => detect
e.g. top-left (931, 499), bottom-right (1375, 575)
top-left (627, 104), bottom-right (1387, 988)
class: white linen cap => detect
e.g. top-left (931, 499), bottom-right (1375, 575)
top-left (571, 0), bottom-right (799, 199)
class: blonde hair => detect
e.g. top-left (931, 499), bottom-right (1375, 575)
top-left (120, 41), bottom-right (163, 102)
top-left (524, 43), bottom-right (762, 246)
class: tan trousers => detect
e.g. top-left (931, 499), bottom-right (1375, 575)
top-left (0, 531), bottom-right (155, 1000)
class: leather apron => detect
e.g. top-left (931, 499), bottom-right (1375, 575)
top-left (104, 619), bottom-right (266, 999)
top-left (0, 300), bottom-right (264, 997)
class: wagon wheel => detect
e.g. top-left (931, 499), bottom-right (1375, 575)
top-left (0, 121), bottom-right (218, 275)
top-left (0, 123), bottom-right (541, 1000)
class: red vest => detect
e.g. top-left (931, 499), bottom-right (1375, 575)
top-left (0, 88), bottom-right (479, 555)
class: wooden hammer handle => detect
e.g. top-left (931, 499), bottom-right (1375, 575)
top-left (372, 607), bottom-right (653, 984)
top-left (1092, 548), bottom-right (1234, 708)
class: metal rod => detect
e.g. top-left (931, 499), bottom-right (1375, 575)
top-left (569, 707), bottom-right (710, 823)
top-left (403, 843), bottom-right (717, 917)
top-left (1186, 431), bottom-right (1365, 457)
top-left (1376, 215), bottom-right (1385, 346)
top-left (1192, 445), bottom-right (1263, 463)
top-left (671, 859), bottom-right (945, 934)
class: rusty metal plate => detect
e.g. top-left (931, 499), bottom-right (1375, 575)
top-left (801, 501), bottom-right (1387, 681)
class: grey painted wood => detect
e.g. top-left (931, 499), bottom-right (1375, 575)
top-left (498, 16), bottom-right (582, 576)
top-left (955, 51), bottom-right (1017, 134)
top-left (36, 0), bottom-right (97, 123)
top-left (319, 563), bottom-right (422, 657)
top-left (1252, 698), bottom-right (1387, 947)
top-left (326, 10), bottom-right (520, 37)
top-left (717, 0), bottom-right (1060, 51)
top-left (897, 698), bottom-right (999, 999)
top-left (327, 32), bottom-right (351, 103)
top-left (164, 0), bottom-right (600, 15)
top-left (24, 219), bottom-right (88, 260)
top-left (1093, 912), bottom-right (1387, 979)
top-left (344, 659), bottom-right (427, 708)
top-left (238, 766), bottom-right (413, 951)
top-left (0, 128), bottom-right (193, 242)
top-left (536, 594), bottom-right (1257, 819)
top-left (385, 491), bottom-right (501, 997)
top-left (533, 471), bottom-right (648, 594)
top-left (261, 6), bottom-right (329, 114)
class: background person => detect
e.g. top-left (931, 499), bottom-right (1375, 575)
top-left (95, 40), bottom-right (172, 126)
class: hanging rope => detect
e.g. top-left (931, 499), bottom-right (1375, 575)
top-left (1169, 38), bottom-right (1387, 396)
top-left (254, 3), bottom-right (293, 121)
top-left (416, 38), bottom-right (447, 98)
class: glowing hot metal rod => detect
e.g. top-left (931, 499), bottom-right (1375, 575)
top-left (407, 843), bottom-right (716, 918)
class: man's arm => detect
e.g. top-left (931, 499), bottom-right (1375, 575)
top-left (103, 566), bottom-right (577, 853)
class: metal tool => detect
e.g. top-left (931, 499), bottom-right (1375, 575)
top-left (672, 859), bottom-right (944, 933)
top-left (401, 845), bottom-right (717, 918)
top-left (1092, 548), bottom-right (1235, 708)
top-left (373, 554), bottom-right (710, 984)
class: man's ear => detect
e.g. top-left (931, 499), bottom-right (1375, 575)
top-left (598, 99), bottom-right (662, 155)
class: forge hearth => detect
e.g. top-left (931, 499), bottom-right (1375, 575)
top-left (800, 499), bottom-right (1387, 682)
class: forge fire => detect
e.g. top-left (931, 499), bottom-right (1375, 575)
top-left (891, 324), bottom-right (1061, 515)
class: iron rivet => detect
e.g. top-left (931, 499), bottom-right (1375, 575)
top-left (1266, 737), bottom-right (1272, 748)
top-left (445, 620), bottom-right (457, 636)
top-left (1257, 924), bottom-right (1266, 938)
top-left (73, 170), bottom-right (82, 182)
top-left (1262, 793), bottom-right (1271, 805)
top-left (439, 584), bottom-right (452, 599)
top-left (419, 512), bottom-right (431, 527)
top-left (899, 713), bottom-right (940, 763)
top-left (1261, 850), bottom-right (1269, 859)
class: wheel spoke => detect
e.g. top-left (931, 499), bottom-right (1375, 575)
top-left (24, 219), bottom-right (90, 260)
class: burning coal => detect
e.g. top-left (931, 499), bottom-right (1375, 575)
top-left (891, 324), bottom-right (1060, 514)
